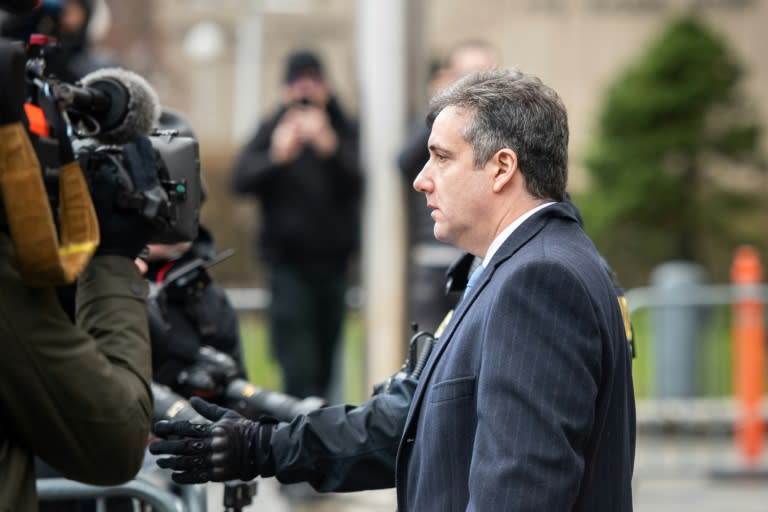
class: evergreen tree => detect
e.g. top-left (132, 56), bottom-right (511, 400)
top-left (578, 14), bottom-right (764, 285)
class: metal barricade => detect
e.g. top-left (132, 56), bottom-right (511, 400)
top-left (36, 477), bottom-right (183, 512)
top-left (626, 282), bottom-right (768, 480)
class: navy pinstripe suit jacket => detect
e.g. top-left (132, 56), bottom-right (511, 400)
top-left (395, 201), bottom-right (636, 511)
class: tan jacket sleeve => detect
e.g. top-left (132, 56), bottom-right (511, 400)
top-left (0, 234), bottom-right (152, 490)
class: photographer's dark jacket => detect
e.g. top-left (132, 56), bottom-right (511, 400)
top-left (0, 233), bottom-right (153, 511)
top-left (146, 227), bottom-right (247, 393)
top-left (231, 97), bottom-right (363, 267)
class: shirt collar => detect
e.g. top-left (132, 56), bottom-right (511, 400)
top-left (482, 202), bottom-right (556, 268)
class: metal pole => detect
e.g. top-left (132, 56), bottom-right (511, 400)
top-left (232, 4), bottom-right (262, 145)
top-left (357, 0), bottom-right (408, 389)
top-left (403, 0), bottom-right (429, 124)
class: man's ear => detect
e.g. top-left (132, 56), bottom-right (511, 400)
top-left (491, 148), bottom-right (518, 193)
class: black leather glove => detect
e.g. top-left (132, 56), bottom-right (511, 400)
top-left (149, 397), bottom-right (275, 484)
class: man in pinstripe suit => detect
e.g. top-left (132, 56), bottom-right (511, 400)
top-left (398, 67), bottom-right (636, 511)
top-left (151, 68), bottom-right (635, 511)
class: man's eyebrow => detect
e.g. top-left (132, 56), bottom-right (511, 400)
top-left (428, 142), bottom-right (451, 155)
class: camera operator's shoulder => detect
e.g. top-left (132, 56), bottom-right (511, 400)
top-left (77, 255), bottom-right (148, 301)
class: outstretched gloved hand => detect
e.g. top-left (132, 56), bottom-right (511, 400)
top-left (149, 396), bottom-right (276, 484)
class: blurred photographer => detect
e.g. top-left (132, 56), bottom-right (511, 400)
top-left (231, 50), bottom-right (363, 401)
top-left (0, 29), bottom-right (157, 511)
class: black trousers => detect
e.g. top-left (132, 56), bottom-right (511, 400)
top-left (268, 260), bottom-right (348, 399)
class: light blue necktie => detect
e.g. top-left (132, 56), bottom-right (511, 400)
top-left (463, 264), bottom-right (484, 300)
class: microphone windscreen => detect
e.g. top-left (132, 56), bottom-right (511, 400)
top-left (80, 67), bottom-right (161, 145)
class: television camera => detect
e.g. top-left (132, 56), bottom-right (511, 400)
top-left (3, 32), bottom-right (201, 248)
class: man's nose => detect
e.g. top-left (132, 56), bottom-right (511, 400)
top-left (413, 162), bottom-right (431, 193)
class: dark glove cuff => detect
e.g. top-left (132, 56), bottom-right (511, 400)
top-left (252, 417), bottom-right (278, 478)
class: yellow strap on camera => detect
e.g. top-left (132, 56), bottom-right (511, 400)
top-left (0, 122), bottom-right (100, 286)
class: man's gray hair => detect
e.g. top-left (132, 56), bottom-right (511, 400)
top-left (427, 68), bottom-right (568, 201)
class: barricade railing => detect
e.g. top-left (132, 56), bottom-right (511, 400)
top-left (626, 276), bottom-right (768, 479)
top-left (625, 283), bottom-right (768, 315)
top-left (225, 285), bottom-right (364, 312)
top-left (36, 477), bottom-right (184, 512)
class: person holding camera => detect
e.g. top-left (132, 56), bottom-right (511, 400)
top-left (0, 37), bottom-right (156, 510)
top-left (141, 226), bottom-right (249, 398)
top-left (231, 50), bottom-right (363, 401)
top-left (152, 68), bottom-right (636, 511)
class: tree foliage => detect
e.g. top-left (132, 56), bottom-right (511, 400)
top-left (577, 14), bottom-right (765, 286)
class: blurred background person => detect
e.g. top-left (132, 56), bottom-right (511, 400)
top-left (231, 50), bottom-right (363, 401)
top-left (397, 40), bottom-right (499, 335)
top-left (141, 226), bottom-right (249, 400)
top-left (0, 0), bottom-right (117, 83)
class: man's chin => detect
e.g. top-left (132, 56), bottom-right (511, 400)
top-left (432, 227), bottom-right (449, 244)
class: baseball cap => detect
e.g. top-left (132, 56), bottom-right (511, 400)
top-left (284, 50), bottom-right (324, 84)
